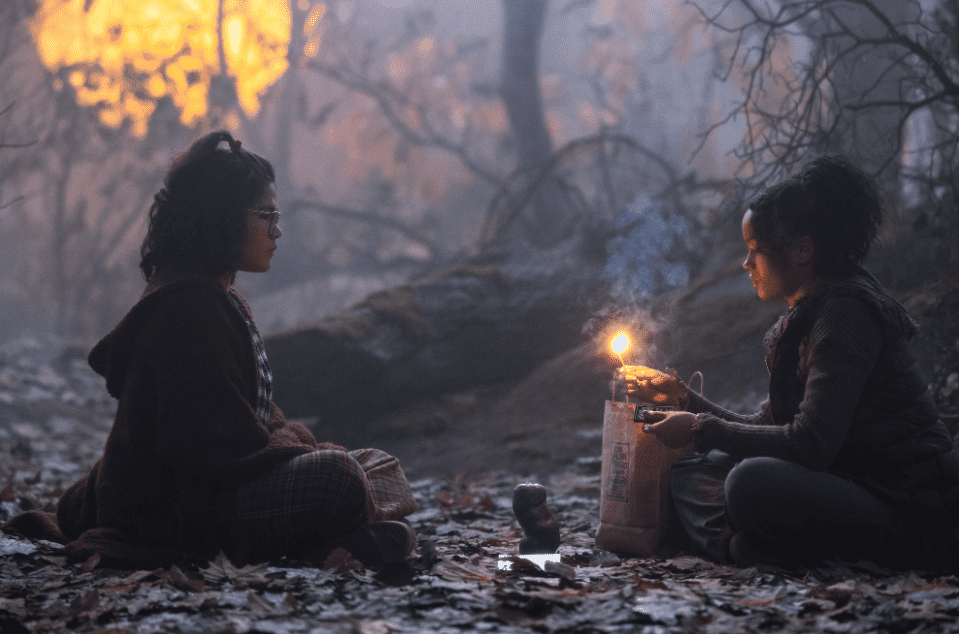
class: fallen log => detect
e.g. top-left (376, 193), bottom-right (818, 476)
top-left (265, 252), bottom-right (603, 431)
top-left (263, 247), bottom-right (787, 462)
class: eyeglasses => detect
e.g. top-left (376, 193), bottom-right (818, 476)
top-left (245, 208), bottom-right (281, 238)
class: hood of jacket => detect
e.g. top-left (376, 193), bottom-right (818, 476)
top-left (88, 276), bottom-right (229, 399)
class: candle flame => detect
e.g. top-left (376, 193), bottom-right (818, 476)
top-left (611, 331), bottom-right (629, 367)
top-left (611, 332), bottom-right (629, 355)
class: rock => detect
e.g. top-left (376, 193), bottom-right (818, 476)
top-left (512, 482), bottom-right (561, 554)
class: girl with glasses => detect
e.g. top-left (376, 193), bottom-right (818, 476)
top-left (4, 131), bottom-right (417, 576)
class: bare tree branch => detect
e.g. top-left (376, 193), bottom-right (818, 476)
top-left (481, 132), bottom-right (726, 247)
top-left (0, 102), bottom-right (38, 149)
top-left (307, 60), bottom-right (502, 187)
top-left (690, 0), bottom-right (959, 185)
top-left (288, 198), bottom-right (436, 252)
top-left (686, 0), bottom-right (959, 287)
top-left (0, 196), bottom-right (24, 211)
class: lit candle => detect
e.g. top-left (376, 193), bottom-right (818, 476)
top-left (609, 331), bottom-right (659, 402)
top-left (610, 331), bottom-right (656, 377)
top-left (611, 332), bottom-right (629, 369)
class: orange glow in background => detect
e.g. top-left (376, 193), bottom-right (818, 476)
top-left (30, 0), bottom-right (297, 136)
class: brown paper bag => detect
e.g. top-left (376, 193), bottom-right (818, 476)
top-left (595, 400), bottom-right (690, 555)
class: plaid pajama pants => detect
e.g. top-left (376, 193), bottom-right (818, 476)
top-left (229, 448), bottom-right (417, 563)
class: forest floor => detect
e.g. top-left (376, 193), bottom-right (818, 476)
top-left (2, 335), bottom-right (959, 634)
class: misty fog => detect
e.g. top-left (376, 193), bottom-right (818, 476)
top-left (0, 0), bottom-right (753, 341)
top-left (0, 0), bottom-right (956, 427)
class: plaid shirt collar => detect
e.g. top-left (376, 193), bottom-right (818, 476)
top-left (227, 289), bottom-right (273, 426)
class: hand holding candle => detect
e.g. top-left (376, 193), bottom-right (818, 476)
top-left (623, 368), bottom-right (688, 407)
top-left (608, 331), bottom-right (688, 406)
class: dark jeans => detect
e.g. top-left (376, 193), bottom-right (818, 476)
top-left (670, 451), bottom-right (930, 567)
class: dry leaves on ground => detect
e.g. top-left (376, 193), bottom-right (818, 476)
top-left (2, 336), bottom-right (959, 633)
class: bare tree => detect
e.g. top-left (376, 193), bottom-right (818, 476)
top-left (292, 0), bottom-right (730, 277)
top-left (0, 5), bottom-right (178, 338)
top-left (37, 82), bottom-right (170, 336)
top-left (300, 0), bottom-right (597, 254)
top-left (0, 0), bottom-right (40, 206)
top-left (690, 0), bottom-right (959, 279)
top-left (692, 0), bottom-right (959, 183)
top-left (687, 0), bottom-right (959, 412)
top-left (498, 0), bottom-right (574, 247)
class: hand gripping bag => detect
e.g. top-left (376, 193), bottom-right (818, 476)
top-left (595, 400), bottom-right (690, 555)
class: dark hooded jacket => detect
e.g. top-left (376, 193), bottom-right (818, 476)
top-left (4, 277), bottom-right (339, 568)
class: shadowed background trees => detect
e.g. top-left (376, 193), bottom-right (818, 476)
top-left (0, 0), bottom-right (956, 450)
top-left (688, 0), bottom-right (959, 421)
top-left (1, 0), bottom-right (736, 341)
top-left (692, 0), bottom-right (959, 282)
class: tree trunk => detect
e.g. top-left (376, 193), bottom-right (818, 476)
top-left (499, 0), bottom-right (570, 246)
top-left (813, 0), bottom-right (919, 186)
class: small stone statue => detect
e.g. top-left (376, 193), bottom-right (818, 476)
top-left (512, 482), bottom-right (561, 554)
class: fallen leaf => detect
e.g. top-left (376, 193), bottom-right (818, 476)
top-left (81, 553), bottom-right (100, 572)
top-left (0, 537), bottom-right (37, 556)
top-left (358, 619), bottom-right (401, 634)
top-left (68, 588), bottom-right (100, 619)
top-left (200, 551), bottom-right (270, 588)
top-left (543, 559), bottom-right (576, 581)
top-left (322, 547), bottom-right (362, 574)
top-left (167, 565), bottom-right (204, 593)
top-left (433, 556), bottom-right (495, 583)
top-left (245, 590), bottom-right (274, 614)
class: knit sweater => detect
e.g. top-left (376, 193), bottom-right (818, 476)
top-left (686, 269), bottom-right (959, 516)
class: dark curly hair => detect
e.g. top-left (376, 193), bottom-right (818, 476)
top-left (139, 130), bottom-right (275, 281)
top-left (746, 155), bottom-right (884, 277)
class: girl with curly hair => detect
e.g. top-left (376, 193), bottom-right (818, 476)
top-left (629, 155), bottom-right (959, 570)
top-left (5, 131), bottom-right (417, 577)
